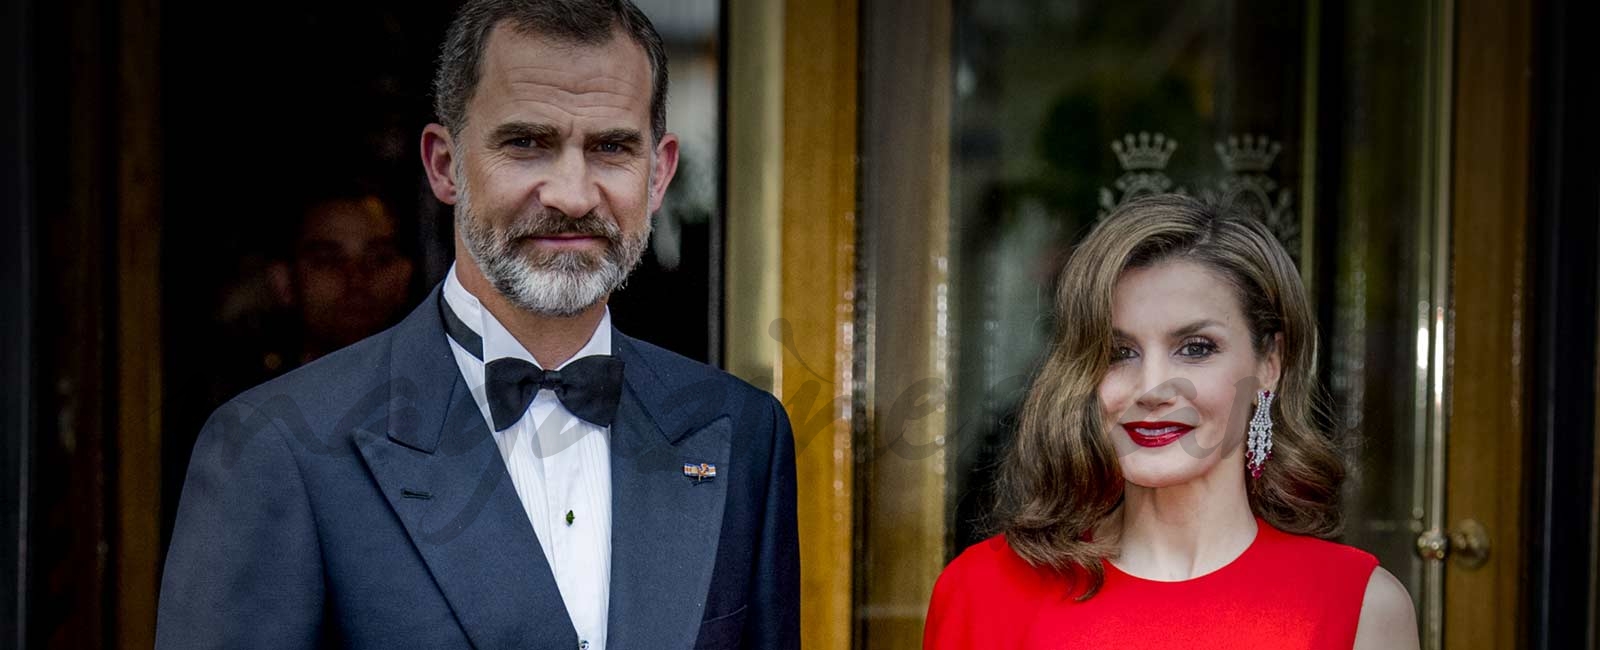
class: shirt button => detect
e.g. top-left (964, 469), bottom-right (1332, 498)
top-left (579, 641), bottom-right (589, 650)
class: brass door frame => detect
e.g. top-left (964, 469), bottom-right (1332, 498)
top-left (729, 1), bottom-right (943, 646)
top-left (116, 0), bottom-right (165, 645)
top-left (775, 1), bottom-right (859, 648)
top-left (725, 2), bottom-right (862, 650)
top-left (28, 0), bottom-right (165, 644)
top-left (724, 0), bottom-right (784, 394)
top-left (1442, 0), bottom-right (1533, 648)
top-left (855, 0), bottom-right (954, 646)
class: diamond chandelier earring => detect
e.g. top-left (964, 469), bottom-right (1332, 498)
top-left (1246, 389), bottom-right (1275, 479)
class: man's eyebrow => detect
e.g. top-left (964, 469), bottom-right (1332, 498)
top-left (586, 128), bottom-right (644, 149)
top-left (484, 121), bottom-right (560, 146)
top-left (294, 240), bottom-right (343, 255)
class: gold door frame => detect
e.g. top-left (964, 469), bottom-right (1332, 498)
top-left (1443, 0), bottom-right (1534, 647)
top-left (726, 2), bottom-right (860, 650)
top-left (775, 0), bottom-right (860, 647)
top-left (854, 0), bottom-right (954, 646)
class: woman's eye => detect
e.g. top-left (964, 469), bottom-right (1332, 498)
top-left (1110, 346), bottom-right (1138, 362)
top-left (1178, 341), bottom-right (1218, 358)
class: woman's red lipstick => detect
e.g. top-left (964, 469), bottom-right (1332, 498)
top-left (1122, 421), bottom-right (1194, 448)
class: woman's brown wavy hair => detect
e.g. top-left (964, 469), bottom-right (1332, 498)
top-left (995, 193), bottom-right (1345, 598)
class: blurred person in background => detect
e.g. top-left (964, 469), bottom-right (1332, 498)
top-left (207, 188), bottom-right (418, 408)
top-left (268, 190), bottom-right (417, 366)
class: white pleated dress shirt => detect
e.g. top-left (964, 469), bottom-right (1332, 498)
top-left (442, 265), bottom-right (611, 650)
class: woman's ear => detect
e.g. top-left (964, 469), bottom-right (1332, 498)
top-left (1260, 331), bottom-right (1284, 394)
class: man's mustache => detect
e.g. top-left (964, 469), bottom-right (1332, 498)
top-left (503, 209), bottom-right (622, 243)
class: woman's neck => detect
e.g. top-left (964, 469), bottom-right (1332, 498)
top-left (1111, 470), bottom-right (1258, 581)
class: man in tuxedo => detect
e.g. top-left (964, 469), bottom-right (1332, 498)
top-left (156, 1), bottom-right (799, 648)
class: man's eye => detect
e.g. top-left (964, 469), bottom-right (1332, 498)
top-left (507, 137), bottom-right (534, 148)
top-left (302, 251), bottom-right (344, 268)
top-left (366, 250), bottom-right (401, 268)
top-left (594, 142), bottom-right (625, 154)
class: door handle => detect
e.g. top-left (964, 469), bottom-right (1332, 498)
top-left (1414, 518), bottom-right (1491, 570)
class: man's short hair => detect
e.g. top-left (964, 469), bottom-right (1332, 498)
top-left (433, 0), bottom-right (669, 143)
top-left (270, 181), bottom-right (405, 260)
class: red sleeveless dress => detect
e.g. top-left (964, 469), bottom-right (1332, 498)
top-left (924, 521), bottom-right (1378, 649)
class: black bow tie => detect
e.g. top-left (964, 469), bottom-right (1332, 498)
top-left (484, 356), bottom-right (623, 430)
top-left (440, 293), bottom-right (624, 431)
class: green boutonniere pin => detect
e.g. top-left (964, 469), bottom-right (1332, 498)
top-left (565, 510), bottom-right (575, 526)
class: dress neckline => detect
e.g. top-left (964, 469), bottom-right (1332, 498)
top-left (1104, 518), bottom-right (1267, 585)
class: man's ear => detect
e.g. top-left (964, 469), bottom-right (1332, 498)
top-left (267, 260), bottom-right (294, 306)
top-left (421, 123), bottom-right (460, 205)
top-left (647, 132), bottom-right (680, 214)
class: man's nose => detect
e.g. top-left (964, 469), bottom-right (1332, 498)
top-left (536, 148), bottom-right (601, 220)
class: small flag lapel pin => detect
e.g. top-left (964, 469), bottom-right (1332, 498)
top-left (683, 462), bottom-right (717, 483)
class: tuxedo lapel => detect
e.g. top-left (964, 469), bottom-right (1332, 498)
top-left (606, 335), bottom-right (733, 648)
top-left (354, 287), bottom-right (578, 649)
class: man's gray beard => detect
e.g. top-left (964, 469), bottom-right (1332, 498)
top-left (455, 181), bottom-right (651, 317)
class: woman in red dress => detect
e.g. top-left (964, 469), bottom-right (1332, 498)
top-left (924, 194), bottom-right (1418, 649)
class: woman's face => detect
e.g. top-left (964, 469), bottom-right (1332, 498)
top-left (1097, 259), bottom-right (1280, 489)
